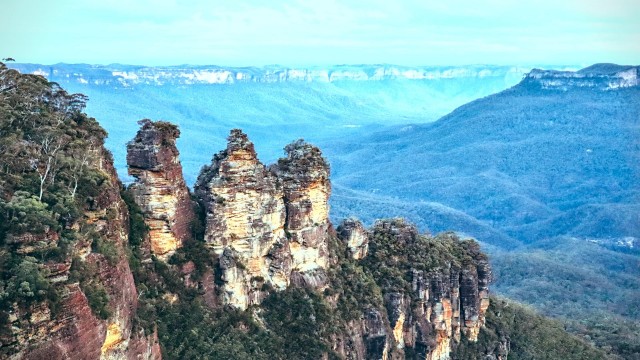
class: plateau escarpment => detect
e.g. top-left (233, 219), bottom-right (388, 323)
top-left (523, 63), bottom-right (639, 90)
top-left (10, 63), bottom-right (530, 86)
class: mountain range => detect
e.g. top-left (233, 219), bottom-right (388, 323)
top-left (327, 63), bottom-right (640, 246)
top-left (325, 63), bottom-right (640, 358)
top-left (3, 61), bottom-right (639, 358)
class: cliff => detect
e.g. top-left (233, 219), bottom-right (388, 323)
top-left (189, 130), bottom-right (490, 358)
top-left (0, 63), bottom-right (159, 359)
top-left (333, 218), bottom-right (492, 359)
top-left (126, 119), bottom-right (195, 260)
top-left (522, 64), bottom-right (639, 90)
top-left (9, 63), bottom-right (531, 86)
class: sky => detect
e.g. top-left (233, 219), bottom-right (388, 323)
top-left (1, 0), bottom-right (639, 66)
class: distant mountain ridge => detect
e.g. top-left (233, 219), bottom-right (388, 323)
top-left (7, 62), bottom-right (547, 186)
top-left (11, 63), bottom-right (538, 86)
top-left (328, 63), bottom-right (640, 245)
top-left (524, 63), bottom-right (639, 90)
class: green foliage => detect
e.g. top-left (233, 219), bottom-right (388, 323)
top-left (326, 235), bottom-right (383, 321)
top-left (0, 62), bottom-right (119, 328)
top-left (0, 253), bottom-right (60, 333)
top-left (0, 192), bottom-right (58, 238)
top-left (69, 258), bottom-right (111, 320)
top-left (361, 220), bottom-right (482, 295)
top-left (260, 287), bottom-right (340, 359)
top-left (91, 237), bottom-right (119, 266)
top-left (1, 257), bottom-right (57, 306)
top-left (137, 119), bottom-right (180, 142)
top-left (168, 240), bottom-right (214, 282)
top-left (492, 237), bottom-right (640, 358)
top-left (84, 282), bottom-right (111, 320)
top-left (454, 296), bottom-right (607, 360)
top-left (189, 196), bottom-right (206, 242)
top-left (156, 300), bottom-right (270, 360)
top-left (565, 314), bottom-right (640, 360)
top-left (149, 287), bottom-right (341, 360)
top-left (121, 187), bottom-right (148, 247)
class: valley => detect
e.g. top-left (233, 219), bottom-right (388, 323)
top-left (3, 62), bottom-right (638, 358)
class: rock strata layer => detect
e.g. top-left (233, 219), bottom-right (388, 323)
top-left (337, 218), bottom-right (369, 260)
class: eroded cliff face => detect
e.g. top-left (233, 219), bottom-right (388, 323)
top-left (194, 130), bottom-right (290, 309)
top-left (360, 220), bottom-right (492, 360)
top-left (127, 119), bottom-right (195, 261)
top-left (3, 147), bottom-right (161, 360)
top-left (194, 130), bottom-right (332, 309)
top-left (273, 140), bottom-right (332, 274)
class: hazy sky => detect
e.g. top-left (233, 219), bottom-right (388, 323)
top-left (1, 0), bottom-right (639, 66)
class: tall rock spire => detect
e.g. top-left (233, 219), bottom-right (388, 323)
top-left (273, 139), bottom-right (332, 275)
top-left (194, 131), bottom-right (333, 309)
top-left (127, 119), bottom-right (195, 260)
top-left (195, 129), bottom-right (291, 309)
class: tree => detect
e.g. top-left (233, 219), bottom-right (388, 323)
top-left (34, 134), bottom-right (64, 201)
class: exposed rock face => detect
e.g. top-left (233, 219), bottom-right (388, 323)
top-left (3, 147), bottom-right (161, 360)
top-left (331, 309), bottom-right (395, 360)
top-left (127, 119), bottom-right (195, 260)
top-left (195, 130), bottom-right (291, 309)
top-left (524, 64), bottom-right (639, 90)
top-left (365, 220), bottom-right (492, 360)
top-left (273, 139), bottom-right (332, 277)
top-left (12, 63), bottom-right (531, 86)
top-left (195, 131), bottom-right (333, 309)
top-left (337, 218), bottom-right (369, 260)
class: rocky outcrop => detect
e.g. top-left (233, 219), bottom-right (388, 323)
top-left (337, 218), bottom-right (369, 260)
top-left (195, 131), bottom-right (333, 309)
top-left (273, 139), bottom-right (332, 278)
top-left (363, 219), bottom-right (492, 360)
top-left (127, 119), bottom-right (195, 261)
top-left (195, 130), bottom-right (291, 309)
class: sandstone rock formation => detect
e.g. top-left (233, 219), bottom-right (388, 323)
top-left (3, 147), bottom-right (161, 360)
top-left (337, 218), bottom-right (369, 260)
top-left (364, 219), bottom-right (492, 360)
top-left (273, 139), bottom-right (332, 274)
top-left (195, 130), bottom-right (291, 309)
top-left (194, 131), bottom-right (333, 309)
top-left (127, 119), bottom-right (195, 261)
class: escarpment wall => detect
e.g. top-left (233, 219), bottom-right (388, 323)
top-left (354, 219), bottom-right (492, 360)
top-left (4, 147), bottom-right (161, 360)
